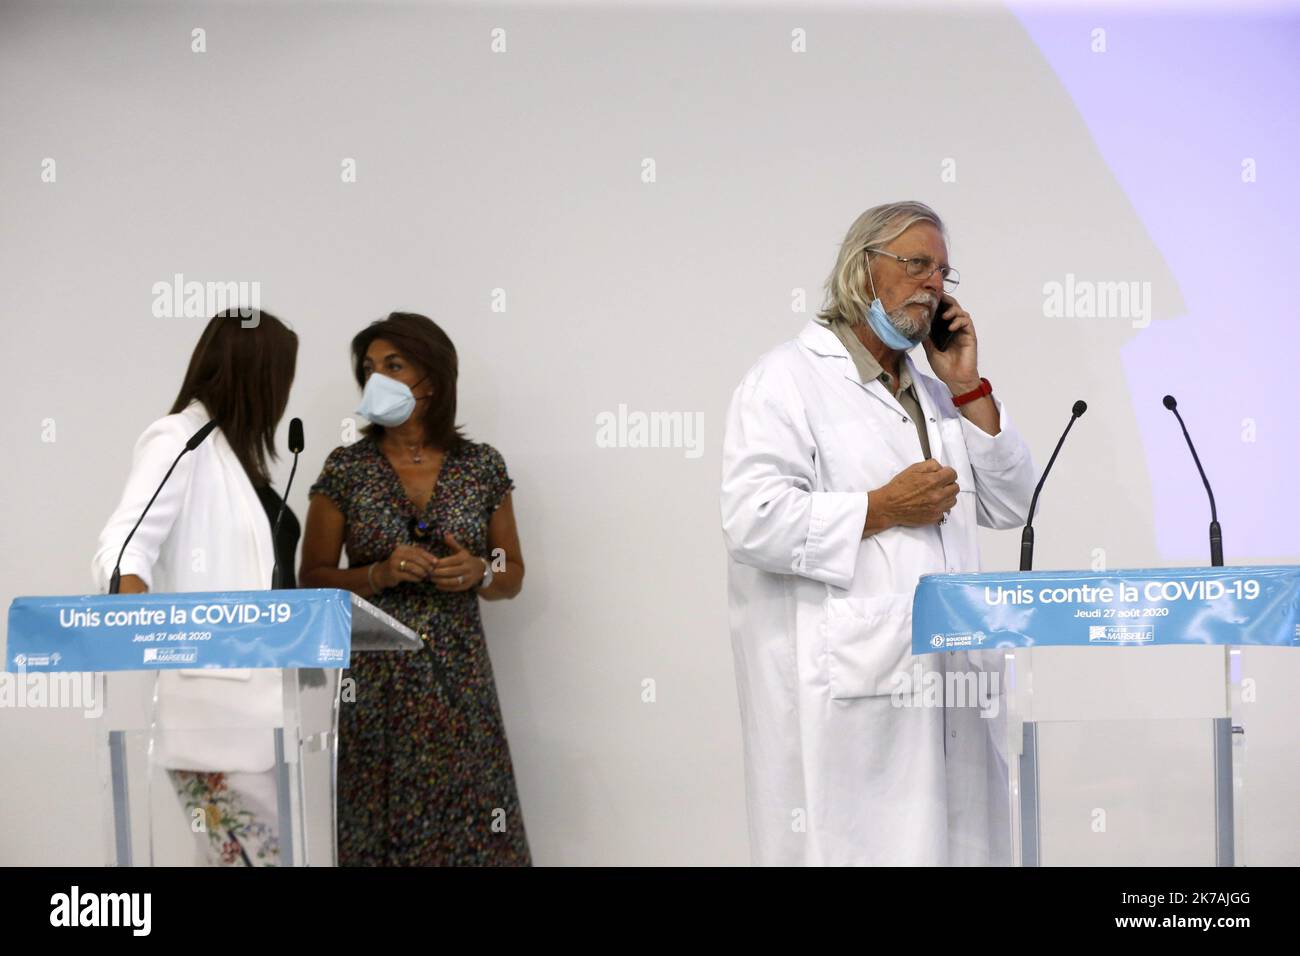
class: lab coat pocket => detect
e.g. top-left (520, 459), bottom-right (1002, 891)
top-left (810, 419), bottom-right (893, 491)
top-left (822, 592), bottom-right (916, 700)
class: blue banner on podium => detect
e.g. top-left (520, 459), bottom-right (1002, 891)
top-left (912, 565), bottom-right (1300, 655)
top-left (6, 589), bottom-right (354, 672)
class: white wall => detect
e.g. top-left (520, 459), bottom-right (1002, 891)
top-left (1, 0), bottom-right (1295, 865)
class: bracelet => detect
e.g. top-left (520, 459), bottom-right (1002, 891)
top-left (476, 557), bottom-right (494, 591)
top-left (367, 563), bottom-right (382, 595)
top-left (951, 377), bottom-right (992, 407)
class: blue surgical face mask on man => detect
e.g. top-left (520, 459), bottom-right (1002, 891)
top-left (864, 254), bottom-right (925, 351)
top-left (356, 373), bottom-right (425, 427)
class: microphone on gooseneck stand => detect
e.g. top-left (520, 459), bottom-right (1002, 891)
top-left (1019, 400), bottom-right (1088, 572)
top-left (271, 417), bottom-right (305, 590)
top-left (1163, 395), bottom-right (1223, 567)
top-left (109, 420), bottom-right (219, 594)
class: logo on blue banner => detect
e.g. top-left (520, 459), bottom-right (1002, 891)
top-left (142, 646), bottom-right (199, 664)
top-left (1088, 624), bottom-right (1155, 645)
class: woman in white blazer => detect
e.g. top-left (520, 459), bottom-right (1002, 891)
top-left (91, 309), bottom-right (299, 867)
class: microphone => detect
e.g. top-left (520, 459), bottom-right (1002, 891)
top-left (109, 420), bottom-right (219, 594)
top-left (1163, 395), bottom-right (1223, 567)
top-left (270, 417), bottom-right (304, 590)
top-left (1019, 400), bottom-right (1087, 572)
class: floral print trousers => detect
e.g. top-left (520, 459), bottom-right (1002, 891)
top-left (169, 769), bottom-right (281, 867)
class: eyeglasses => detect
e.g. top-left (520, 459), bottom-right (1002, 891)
top-left (866, 248), bottom-right (960, 290)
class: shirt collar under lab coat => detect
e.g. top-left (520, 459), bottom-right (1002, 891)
top-left (797, 319), bottom-right (926, 394)
top-left (795, 318), bottom-right (946, 456)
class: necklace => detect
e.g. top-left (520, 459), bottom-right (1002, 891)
top-left (385, 434), bottom-right (429, 465)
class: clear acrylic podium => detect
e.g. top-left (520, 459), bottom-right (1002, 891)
top-left (6, 588), bottom-right (421, 867)
top-left (913, 566), bottom-right (1299, 867)
top-left (1000, 643), bottom-right (1241, 866)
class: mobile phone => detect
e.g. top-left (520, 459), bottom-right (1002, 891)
top-left (929, 295), bottom-right (955, 351)
top-left (409, 517), bottom-right (451, 557)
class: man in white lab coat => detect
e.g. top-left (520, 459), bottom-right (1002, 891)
top-left (720, 201), bottom-right (1037, 865)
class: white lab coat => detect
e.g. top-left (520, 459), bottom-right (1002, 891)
top-left (91, 399), bottom-right (283, 773)
top-left (720, 320), bottom-right (1036, 866)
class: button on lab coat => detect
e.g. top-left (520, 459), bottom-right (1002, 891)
top-left (720, 320), bottom-right (1036, 865)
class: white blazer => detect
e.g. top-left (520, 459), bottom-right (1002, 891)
top-left (720, 320), bottom-right (1037, 866)
top-left (91, 399), bottom-right (283, 773)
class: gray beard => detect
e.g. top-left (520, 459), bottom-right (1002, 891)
top-left (843, 298), bottom-right (933, 339)
top-left (887, 304), bottom-right (929, 340)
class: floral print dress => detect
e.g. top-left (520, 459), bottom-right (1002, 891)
top-left (310, 436), bottom-right (531, 866)
top-left (170, 770), bottom-right (281, 866)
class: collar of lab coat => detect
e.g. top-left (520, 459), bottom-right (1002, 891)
top-left (798, 318), bottom-right (919, 405)
top-left (796, 320), bottom-right (950, 467)
top-left (798, 318), bottom-right (851, 360)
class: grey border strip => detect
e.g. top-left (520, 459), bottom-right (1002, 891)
top-left (274, 728), bottom-right (294, 867)
top-left (1020, 722), bottom-right (1041, 867)
top-left (1213, 717), bottom-right (1235, 867)
top-left (108, 730), bottom-right (132, 867)
top-left (329, 672), bottom-right (342, 867)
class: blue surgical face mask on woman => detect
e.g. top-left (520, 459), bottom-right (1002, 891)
top-left (864, 254), bottom-right (925, 351)
top-left (356, 373), bottom-right (426, 427)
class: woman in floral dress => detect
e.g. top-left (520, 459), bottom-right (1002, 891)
top-left (300, 312), bottom-right (530, 866)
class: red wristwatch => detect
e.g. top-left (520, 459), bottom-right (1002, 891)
top-left (951, 377), bottom-right (992, 407)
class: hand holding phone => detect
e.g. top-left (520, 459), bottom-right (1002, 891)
top-left (928, 294), bottom-right (955, 352)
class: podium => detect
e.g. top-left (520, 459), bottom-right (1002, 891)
top-left (6, 588), bottom-right (421, 866)
top-left (912, 565), bottom-right (1300, 866)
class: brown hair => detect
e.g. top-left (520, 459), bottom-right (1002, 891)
top-left (169, 309), bottom-right (298, 487)
top-left (351, 312), bottom-right (466, 449)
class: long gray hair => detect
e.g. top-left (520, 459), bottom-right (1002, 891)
top-left (817, 201), bottom-right (947, 326)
